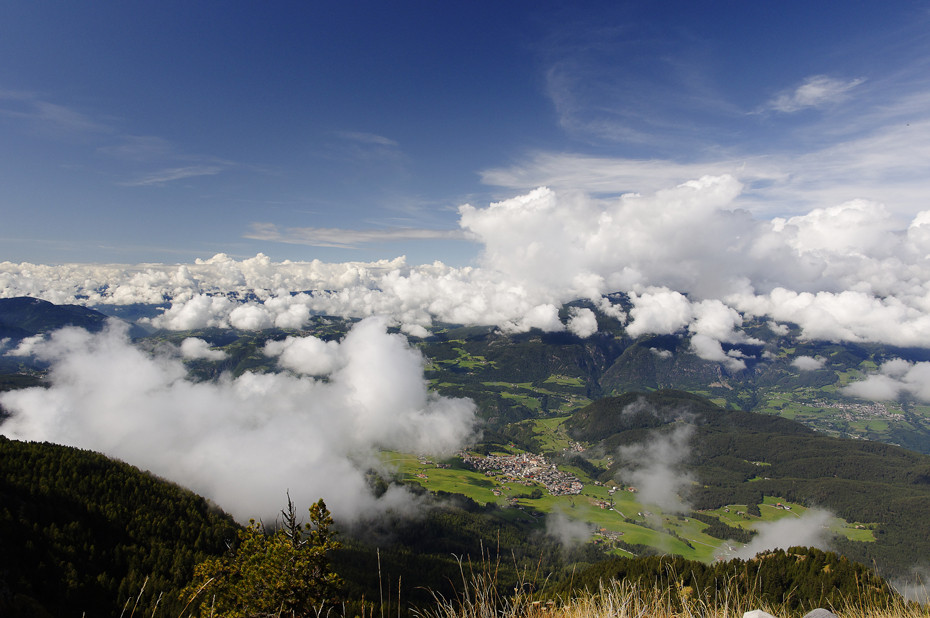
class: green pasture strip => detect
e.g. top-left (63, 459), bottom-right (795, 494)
top-left (543, 374), bottom-right (586, 387)
top-left (528, 416), bottom-right (573, 452)
top-left (703, 497), bottom-right (876, 543)
top-left (500, 391), bottom-right (542, 410)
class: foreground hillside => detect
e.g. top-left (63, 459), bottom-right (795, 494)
top-left (0, 436), bottom-right (913, 617)
top-left (0, 437), bottom-right (239, 616)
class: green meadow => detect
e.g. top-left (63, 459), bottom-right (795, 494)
top-left (384, 444), bottom-right (873, 565)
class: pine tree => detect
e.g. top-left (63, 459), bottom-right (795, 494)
top-left (182, 497), bottom-right (343, 617)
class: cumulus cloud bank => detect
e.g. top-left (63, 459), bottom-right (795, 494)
top-left (0, 318), bottom-right (477, 522)
top-left (5, 174), bottom-right (930, 366)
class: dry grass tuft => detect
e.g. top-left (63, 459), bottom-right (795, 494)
top-left (414, 571), bottom-right (930, 618)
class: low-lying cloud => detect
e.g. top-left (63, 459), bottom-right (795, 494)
top-left (792, 356), bottom-right (825, 371)
top-left (5, 174), bottom-right (930, 371)
top-left (617, 423), bottom-right (695, 514)
top-left (545, 510), bottom-right (593, 547)
top-left (843, 359), bottom-right (930, 402)
top-left (731, 508), bottom-right (835, 560)
top-left (180, 337), bottom-right (227, 360)
top-left (0, 318), bottom-right (477, 522)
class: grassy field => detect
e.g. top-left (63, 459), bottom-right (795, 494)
top-left (544, 375), bottom-right (586, 388)
top-left (528, 415), bottom-right (574, 451)
top-left (704, 496), bottom-right (876, 543)
top-left (478, 379), bottom-right (592, 415)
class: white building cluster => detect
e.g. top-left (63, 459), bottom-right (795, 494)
top-left (462, 452), bottom-right (583, 496)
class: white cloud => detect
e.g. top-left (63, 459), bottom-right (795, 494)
top-left (843, 359), bottom-right (930, 402)
top-left (98, 135), bottom-right (174, 160)
top-left (7, 169), bottom-right (930, 359)
top-left (767, 75), bottom-right (865, 113)
top-left (482, 86), bottom-right (930, 222)
top-left (511, 303), bottom-right (564, 333)
top-left (626, 289), bottom-right (692, 339)
top-left (843, 374), bottom-right (903, 402)
top-left (595, 297), bottom-right (626, 321)
top-left (567, 307), bottom-right (598, 338)
top-left (545, 511), bottom-right (592, 547)
top-left (264, 335), bottom-right (341, 376)
top-left (767, 321), bottom-right (789, 336)
top-left (0, 91), bottom-right (108, 134)
top-left (0, 319), bottom-right (477, 522)
top-left (617, 423), bottom-right (694, 514)
top-left (689, 334), bottom-right (746, 372)
top-left (180, 337), bottom-right (227, 361)
top-left (400, 323), bottom-right (430, 338)
top-left (335, 131), bottom-right (399, 147)
top-left (791, 356), bottom-right (825, 371)
top-left (119, 165), bottom-right (225, 187)
top-left (772, 199), bottom-right (901, 258)
top-left (245, 223), bottom-right (466, 249)
top-left (733, 289), bottom-right (930, 347)
top-left (7, 334), bottom-right (46, 357)
top-left (229, 303), bottom-right (274, 331)
top-left (732, 509), bottom-right (834, 559)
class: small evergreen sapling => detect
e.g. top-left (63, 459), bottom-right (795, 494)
top-left (181, 496), bottom-right (343, 617)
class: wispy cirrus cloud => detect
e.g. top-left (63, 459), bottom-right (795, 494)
top-left (335, 131), bottom-right (399, 147)
top-left (537, 12), bottom-right (745, 152)
top-left (765, 75), bottom-right (866, 113)
top-left (119, 165), bottom-right (226, 187)
top-left (328, 130), bottom-right (405, 165)
top-left (0, 90), bottom-right (241, 187)
top-left (0, 91), bottom-right (237, 187)
top-left (482, 85), bottom-right (930, 219)
top-left (97, 135), bottom-right (175, 160)
top-left (245, 222), bottom-right (466, 248)
top-left (0, 90), bottom-right (109, 134)
top-left (480, 151), bottom-right (783, 198)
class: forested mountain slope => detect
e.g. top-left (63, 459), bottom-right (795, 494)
top-left (565, 391), bottom-right (930, 576)
top-left (0, 437), bottom-right (239, 617)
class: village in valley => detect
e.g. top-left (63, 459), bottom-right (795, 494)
top-left (460, 451), bottom-right (584, 496)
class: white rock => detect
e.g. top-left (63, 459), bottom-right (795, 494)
top-left (743, 611), bottom-right (777, 618)
top-left (803, 610), bottom-right (839, 618)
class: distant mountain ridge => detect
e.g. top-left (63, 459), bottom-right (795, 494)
top-left (0, 297), bottom-right (151, 376)
top-left (0, 297), bottom-right (110, 340)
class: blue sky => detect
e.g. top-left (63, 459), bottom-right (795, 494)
top-left (2, 1), bottom-right (930, 265)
